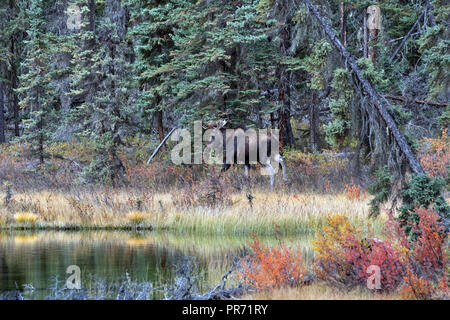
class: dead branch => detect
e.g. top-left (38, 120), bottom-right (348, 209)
top-left (384, 95), bottom-right (448, 108)
top-left (147, 127), bottom-right (177, 165)
top-left (390, 9), bottom-right (426, 62)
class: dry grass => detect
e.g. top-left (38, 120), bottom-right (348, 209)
top-left (125, 211), bottom-right (151, 226)
top-left (241, 283), bottom-right (402, 300)
top-left (14, 212), bottom-right (38, 225)
top-left (0, 189), bottom-right (386, 234)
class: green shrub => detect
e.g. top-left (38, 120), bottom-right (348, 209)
top-left (399, 174), bottom-right (450, 239)
top-left (368, 166), bottom-right (393, 217)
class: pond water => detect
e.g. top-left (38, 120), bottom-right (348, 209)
top-left (0, 231), bottom-right (313, 299)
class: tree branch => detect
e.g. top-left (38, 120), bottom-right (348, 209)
top-left (302, 0), bottom-right (424, 174)
top-left (390, 9), bottom-right (426, 62)
top-left (147, 127), bottom-right (177, 165)
top-left (384, 95), bottom-right (448, 108)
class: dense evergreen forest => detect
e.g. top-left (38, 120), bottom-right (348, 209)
top-left (0, 0), bottom-right (450, 301)
top-left (0, 0), bottom-right (448, 187)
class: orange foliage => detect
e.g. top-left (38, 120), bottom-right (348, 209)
top-left (240, 234), bottom-right (306, 290)
top-left (312, 215), bottom-right (362, 289)
top-left (398, 208), bottom-right (449, 299)
top-left (412, 207), bottom-right (448, 277)
top-left (345, 184), bottom-right (362, 200)
top-left (400, 266), bottom-right (436, 300)
top-left (285, 150), bottom-right (349, 191)
top-left (313, 210), bottom-right (449, 296)
top-left (418, 129), bottom-right (450, 179)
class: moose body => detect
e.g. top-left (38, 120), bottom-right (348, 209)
top-left (205, 120), bottom-right (288, 188)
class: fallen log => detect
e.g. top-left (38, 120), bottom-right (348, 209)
top-left (303, 0), bottom-right (424, 174)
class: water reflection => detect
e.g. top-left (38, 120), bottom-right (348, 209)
top-left (0, 231), bottom-right (313, 299)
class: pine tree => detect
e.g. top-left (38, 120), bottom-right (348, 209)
top-left (17, 0), bottom-right (57, 166)
top-left (69, 0), bottom-right (135, 185)
top-left (130, 0), bottom-right (275, 128)
top-left (2, 0), bottom-right (26, 138)
top-left (0, 4), bottom-right (7, 143)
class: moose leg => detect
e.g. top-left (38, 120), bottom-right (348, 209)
top-left (265, 161), bottom-right (275, 189)
top-left (244, 165), bottom-right (250, 179)
top-left (275, 154), bottom-right (289, 184)
top-left (221, 164), bottom-right (231, 172)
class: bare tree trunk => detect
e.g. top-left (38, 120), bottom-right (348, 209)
top-left (369, 30), bottom-right (378, 62)
top-left (157, 110), bottom-right (165, 145)
top-left (309, 92), bottom-right (319, 152)
top-left (353, 103), bottom-right (362, 184)
top-left (303, 0), bottom-right (424, 174)
top-left (278, 23), bottom-right (294, 150)
top-left (36, 87), bottom-right (44, 166)
top-left (270, 112), bottom-right (276, 128)
top-left (10, 41), bottom-right (20, 137)
top-left (363, 9), bottom-right (368, 58)
top-left (9, 0), bottom-right (19, 137)
top-left (0, 82), bottom-right (5, 143)
top-left (367, 4), bottom-right (381, 63)
top-left (425, 0), bottom-right (436, 27)
top-left (257, 105), bottom-right (263, 128)
top-left (89, 0), bottom-right (96, 34)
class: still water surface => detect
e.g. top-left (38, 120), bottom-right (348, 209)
top-left (0, 231), bottom-right (312, 299)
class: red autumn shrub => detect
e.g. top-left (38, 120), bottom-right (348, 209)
top-left (412, 207), bottom-right (448, 279)
top-left (312, 215), bottom-right (362, 289)
top-left (345, 238), bottom-right (405, 293)
top-left (240, 234), bottom-right (306, 290)
top-left (313, 209), bottom-right (449, 298)
top-left (418, 129), bottom-right (450, 180)
top-left (398, 207), bottom-right (449, 299)
top-left (313, 215), bottom-right (406, 293)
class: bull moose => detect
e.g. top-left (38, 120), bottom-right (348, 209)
top-left (204, 120), bottom-right (288, 188)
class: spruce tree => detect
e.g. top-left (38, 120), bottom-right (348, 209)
top-left (17, 0), bottom-right (57, 166)
top-left (69, 0), bottom-right (134, 185)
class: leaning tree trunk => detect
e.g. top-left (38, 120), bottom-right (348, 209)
top-left (303, 0), bottom-right (424, 174)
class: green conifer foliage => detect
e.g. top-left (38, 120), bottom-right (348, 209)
top-left (17, 0), bottom-right (57, 166)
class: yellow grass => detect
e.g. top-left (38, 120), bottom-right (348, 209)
top-left (0, 189), bottom-right (386, 234)
top-left (14, 212), bottom-right (38, 225)
top-left (125, 211), bottom-right (150, 225)
top-left (241, 283), bottom-right (402, 300)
